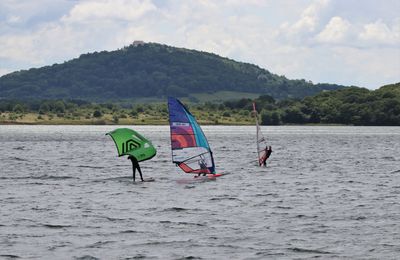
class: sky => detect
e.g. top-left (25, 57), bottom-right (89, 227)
top-left (0, 0), bottom-right (399, 89)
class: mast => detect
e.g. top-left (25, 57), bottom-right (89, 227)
top-left (253, 102), bottom-right (260, 165)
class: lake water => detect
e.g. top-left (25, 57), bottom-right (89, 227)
top-left (0, 125), bottom-right (399, 259)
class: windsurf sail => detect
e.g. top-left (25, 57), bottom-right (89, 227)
top-left (168, 97), bottom-right (216, 174)
top-left (106, 128), bottom-right (156, 162)
top-left (253, 102), bottom-right (268, 166)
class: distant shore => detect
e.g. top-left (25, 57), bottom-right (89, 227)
top-left (0, 112), bottom-right (253, 125)
top-left (0, 114), bottom-right (352, 126)
top-left (1, 113), bottom-right (393, 126)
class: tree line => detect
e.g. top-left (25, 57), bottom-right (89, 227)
top-left (223, 83), bottom-right (400, 126)
top-left (1, 83), bottom-right (398, 125)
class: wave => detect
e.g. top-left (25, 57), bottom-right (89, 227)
top-left (85, 240), bottom-right (116, 249)
top-left (176, 178), bottom-right (217, 184)
top-left (275, 206), bottom-right (293, 210)
top-left (159, 220), bottom-right (205, 227)
top-left (209, 196), bottom-right (240, 201)
top-left (0, 255), bottom-right (20, 259)
top-left (104, 217), bottom-right (126, 222)
top-left (163, 207), bottom-right (190, 212)
top-left (176, 221), bottom-right (206, 227)
top-left (76, 165), bottom-right (106, 169)
top-left (74, 255), bottom-right (100, 260)
top-left (255, 252), bottom-right (285, 256)
top-left (0, 175), bottom-right (76, 180)
top-left (38, 175), bottom-right (77, 180)
top-left (253, 193), bottom-right (277, 197)
top-left (381, 156), bottom-right (396, 161)
top-left (95, 176), bottom-right (131, 182)
top-left (295, 214), bottom-right (317, 219)
top-left (8, 157), bottom-right (28, 161)
top-left (119, 230), bottom-right (139, 234)
top-left (289, 247), bottom-right (332, 254)
top-left (175, 257), bottom-right (203, 260)
top-left (350, 216), bottom-right (367, 220)
top-left (42, 224), bottom-right (74, 229)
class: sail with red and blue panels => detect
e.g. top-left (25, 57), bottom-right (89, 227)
top-left (168, 97), bottom-right (216, 174)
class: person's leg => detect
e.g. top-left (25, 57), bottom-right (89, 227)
top-left (137, 165), bottom-right (144, 181)
top-left (132, 165), bottom-right (136, 182)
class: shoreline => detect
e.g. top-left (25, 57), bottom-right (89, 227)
top-left (0, 121), bottom-right (354, 126)
top-left (0, 112), bottom-right (253, 126)
top-left (1, 113), bottom-right (389, 126)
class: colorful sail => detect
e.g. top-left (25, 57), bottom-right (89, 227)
top-left (168, 97), bottom-right (216, 174)
top-left (106, 128), bottom-right (156, 162)
top-left (253, 102), bottom-right (268, 166)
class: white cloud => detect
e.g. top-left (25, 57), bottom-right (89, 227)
top-left (332, 46), bottom-right (400, 88)
top-left (316, 16), bottom-right (351, 43)
top-left (0, 34), bottom-right (38, 63)
top-left (223, 0), bottom-right (267, 7)
top-left (359, 19), bottom-right (400, 45)
top-left (62, 0), bottom-right (157, 23)
top-left (279, 0), bottom-right (330, 39)
top-left (0, 0), bottom-right (161, 68)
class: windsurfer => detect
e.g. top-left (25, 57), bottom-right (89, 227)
top-left (128, 155), bottom-right (144, 182)
top-left (197, 158), bottom-right (208, 177)
top-left (261, 146), bottom-right (272, 167)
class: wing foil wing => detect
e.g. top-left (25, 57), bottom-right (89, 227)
top-left (106, 128), bottom-right (156, 162)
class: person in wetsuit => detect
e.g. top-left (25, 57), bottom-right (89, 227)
top-left (197, 158), bottom-right (208, 177)
top-left (261, 146), bottom-right (272, 167)
top-left (128, 155), bottom-right (144, 182)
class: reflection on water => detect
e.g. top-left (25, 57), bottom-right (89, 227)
top-left (0, 125), bottom-right (399, 259)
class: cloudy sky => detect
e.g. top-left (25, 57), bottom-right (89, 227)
top-left (0, 0), bottom-right (399, 89)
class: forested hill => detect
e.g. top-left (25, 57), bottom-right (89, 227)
top-left (0, 42), bottom-right (345, 101)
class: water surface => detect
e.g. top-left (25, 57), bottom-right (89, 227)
top-left (0, 125), bottom-right (399, 259)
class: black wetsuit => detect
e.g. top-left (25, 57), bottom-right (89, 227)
top-left (198, 160), bottom-right (208, 177)
top-left (266, 147), bottom-right (272, 160)
top-left (262, 146), bottom-right (272, 167)
top-left (128, 155), bottom-right (143, 182)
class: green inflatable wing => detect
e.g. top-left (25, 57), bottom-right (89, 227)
top-left (106, 128), bottom-right (157, 162)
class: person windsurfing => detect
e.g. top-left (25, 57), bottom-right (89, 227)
top-left (128, 155), bottom-right (144, 182)
top-left (196, 156), bottom-right (208, 177)
top-left (261, 146), bottom-right (272, 167)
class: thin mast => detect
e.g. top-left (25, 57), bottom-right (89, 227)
top-left (253, 102), bottom-right (260, 165)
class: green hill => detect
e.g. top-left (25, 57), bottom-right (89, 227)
top-left (0, 42), bottom-right (345, 101)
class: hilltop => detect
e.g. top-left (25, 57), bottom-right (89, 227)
top-left (0, 42), bottom-right (345, 101)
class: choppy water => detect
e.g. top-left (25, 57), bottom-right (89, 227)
top-left (0, 125), bottom-right (399, 259)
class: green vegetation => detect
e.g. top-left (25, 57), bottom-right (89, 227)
top-left (248, 83), bottom-right (400, 126)
top-left (0, 83), bottom-right (398, 125)
top-left (0, 42), bottom-right (344, 101)
top-left (0, 99), bottom-right (253, 125)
